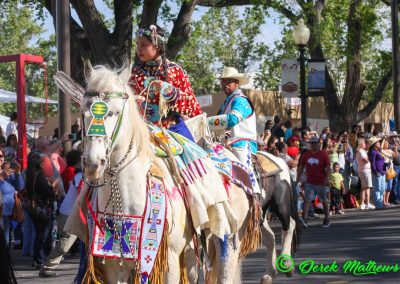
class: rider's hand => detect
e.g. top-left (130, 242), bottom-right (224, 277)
top-left (153, 80), bottom-right (177, 102)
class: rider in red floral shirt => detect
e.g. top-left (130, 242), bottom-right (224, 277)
top-left (129, 25), bottom-right (202, 141)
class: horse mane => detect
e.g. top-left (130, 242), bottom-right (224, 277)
top-left (86, 64), bottom-right (153, 160)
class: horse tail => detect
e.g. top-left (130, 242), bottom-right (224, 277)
top-left (289, 180), bottom-right (301, 255)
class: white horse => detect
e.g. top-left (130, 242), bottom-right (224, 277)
top-left (62, 64), bottom-right (193, 283)
top-left (59, 63), bottom-right (263, 284)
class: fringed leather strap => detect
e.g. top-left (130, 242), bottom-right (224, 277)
top-left (239, 198), bottom-right (262, 259)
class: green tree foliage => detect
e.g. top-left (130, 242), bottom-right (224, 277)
top-left (254, 1), bottom-right (391, 99)
top-left (0, 0), bottom-right (393, 132)
top-left (0, 1), bottom-right (57, 121)
top-left (177, 6), bottom-right (266, 94)
top-left (317, 0), bottom-right (391, 101)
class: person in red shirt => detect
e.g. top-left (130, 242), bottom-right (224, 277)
top-left (62, 150), bottom-right (82, 193)
top-left (296, 135), bottom-right (331, 228)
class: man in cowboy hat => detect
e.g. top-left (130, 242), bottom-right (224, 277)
top-left (207, 67), bottom-right (260, 194)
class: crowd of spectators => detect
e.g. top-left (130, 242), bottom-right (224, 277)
top-left (2, 110), bottom-right (400, 278)
top-left (0, 112), bottom-right (85, 281)
top-left (259, 115), bottom-right (400, 228)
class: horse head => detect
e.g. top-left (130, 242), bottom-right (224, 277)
top-left (55, 61), bottom-right (152, 179)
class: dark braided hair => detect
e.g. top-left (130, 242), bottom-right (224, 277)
top-left (139, 25), bottom-right (170, 82)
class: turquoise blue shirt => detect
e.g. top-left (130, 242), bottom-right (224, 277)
top-left (285, 128), bottom-right (293, 142)
top-left (218, 90), bottom-right (257, 153)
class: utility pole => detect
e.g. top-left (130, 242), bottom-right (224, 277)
top-left (56, 0), bottom-right (72, 151)
top-left (392, 0), bottom-right (400, 131)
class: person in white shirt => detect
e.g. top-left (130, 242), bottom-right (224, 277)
top-left (355, 138), bottom-right (374, 210)
top-left (6, 112), bottom-right (18, 138)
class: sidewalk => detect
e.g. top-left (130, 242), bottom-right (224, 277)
top-left (12, 249), bottom-right (79, 284)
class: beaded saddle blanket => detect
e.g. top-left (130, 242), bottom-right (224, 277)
top-left (204, 142), bottom-right (256, 196)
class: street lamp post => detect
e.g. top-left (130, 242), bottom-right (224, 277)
top-left (293, 19), bottom-right (310, 130)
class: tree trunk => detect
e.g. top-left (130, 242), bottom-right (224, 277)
top-left (167, 0), bottom-right (199, 60)
top-left (327, 111), bottom-right (356, 133)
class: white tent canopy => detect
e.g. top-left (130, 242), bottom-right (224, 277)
top-left (0, 88), bottom-right (58, 104)
top-left (0, 114), bottom-right (39, 137)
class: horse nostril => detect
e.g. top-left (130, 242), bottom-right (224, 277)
top-left (100, 159), bottom-right (106, 166)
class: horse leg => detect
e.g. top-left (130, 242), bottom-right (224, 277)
top-left (184, 242), bottom-right (199, 283)
top-left (206, 235), bottom-right (241, 284)
top-left (164, 249), bottom-right (182, 283)
top-left (281, 217), bottom-right (296, 277)
top-left (273, 180), bottom-right (297, 277)
top-left (273, 197), bottom-right (295, 278)
top-left (260, 219), bottom-right (276, 284)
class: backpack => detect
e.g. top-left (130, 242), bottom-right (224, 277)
top-left (344, 192), bottom-right (358, 208)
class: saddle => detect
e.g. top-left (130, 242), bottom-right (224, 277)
top-left (252, 153), bottom-right (282, 179)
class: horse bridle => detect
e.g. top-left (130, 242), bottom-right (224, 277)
top-left (82, 91), bottom-right (138, 187)
top-left (80, 90), bottom-right (147, 265)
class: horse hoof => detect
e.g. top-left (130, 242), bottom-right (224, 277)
top-left (285, 270), bottom-right (294, 277)
top-left (260, 275), bottom-right (273, 284)
top-left (284, 260), bottom-right (294, 277)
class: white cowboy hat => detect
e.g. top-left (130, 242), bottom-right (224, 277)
top-left (219, 67), bottom-right (250, 86)
top-left (368, 136), bottom-right (383, 147)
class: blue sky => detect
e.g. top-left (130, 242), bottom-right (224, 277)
top-left (42, 1), bottom-right (285, 50)
top-left (41, 1), bottom-right (390, 61)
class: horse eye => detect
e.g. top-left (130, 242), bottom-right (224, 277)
top-left (108, 111), bottom-right (114, 117)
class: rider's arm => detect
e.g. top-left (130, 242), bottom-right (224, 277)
top-left (226, 97), bottom-right (253, 128)
top-left (167, 65), bottom-right (203, 118)
top-left (207, 96), bottom-right (253, 130)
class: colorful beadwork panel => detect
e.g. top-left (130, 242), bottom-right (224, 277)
top-left (91, 213), bottom-right (143, 260)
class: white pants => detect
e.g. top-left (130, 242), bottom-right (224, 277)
top-left (231, 145), bottom-right (261, 194)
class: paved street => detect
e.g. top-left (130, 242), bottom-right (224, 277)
top-left (242, 206), bottom-right (400, 284)
top-left (12, 206), bottom-right (400, 283)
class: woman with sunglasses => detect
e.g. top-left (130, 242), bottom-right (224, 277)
top-left (0, 149), bottom-right (24, 247)
top-left (130, 25), bottom-right (202, 141)
top-left (4, 134), bottom-right (18, 160)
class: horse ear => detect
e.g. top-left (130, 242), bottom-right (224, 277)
top-left (119, 65), bottom-right (131, 84)
top-left (84, 59), bottom-right (93, 79)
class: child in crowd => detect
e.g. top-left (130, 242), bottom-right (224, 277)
top-left (329, 162), bottom-right (346, 214)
